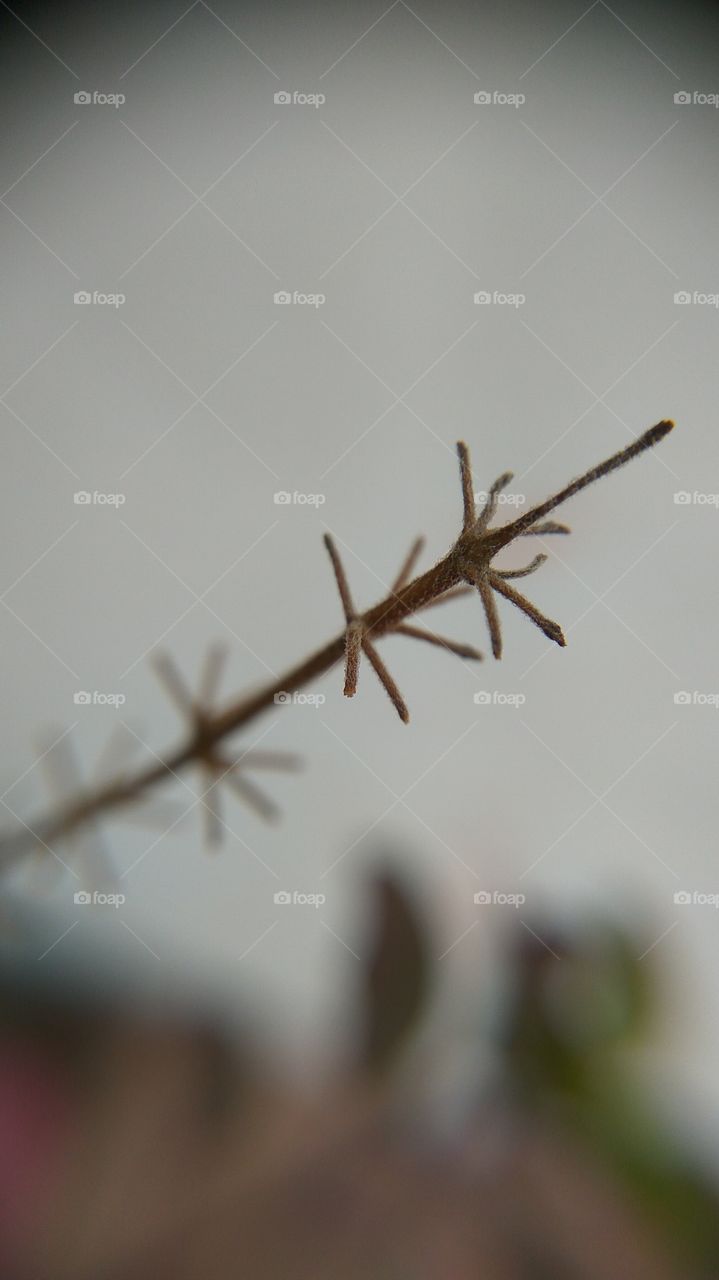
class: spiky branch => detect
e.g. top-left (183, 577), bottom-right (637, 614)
top-left (0, 421), bottom-right (674, 866)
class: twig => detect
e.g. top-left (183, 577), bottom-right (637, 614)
top-left (0, 422), bottom-right (674, 865)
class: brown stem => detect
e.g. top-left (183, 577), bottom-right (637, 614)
top-left (491, 420), bottom-right (674, 547)
top-left (0, 420), bottom-right (674, 867)
top-left (0, 556), bottom-right (459, 865)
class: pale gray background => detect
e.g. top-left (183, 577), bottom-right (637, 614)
top-left (0, 0), bottom-right (717, 1126)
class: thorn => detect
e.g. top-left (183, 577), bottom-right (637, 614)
top-left (457, 441), bottom-right (475, 532)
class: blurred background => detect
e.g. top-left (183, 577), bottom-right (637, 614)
top-left (0, 0), bottom-right (717, 1191)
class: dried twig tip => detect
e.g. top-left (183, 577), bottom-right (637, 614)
top-left (445, 419), bottom-right (675, 660)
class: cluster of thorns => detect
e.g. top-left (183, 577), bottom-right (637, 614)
top-left (322, 423), bottom-right (673, 723)
top-left (4, 421), bottom-right (673, 858)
